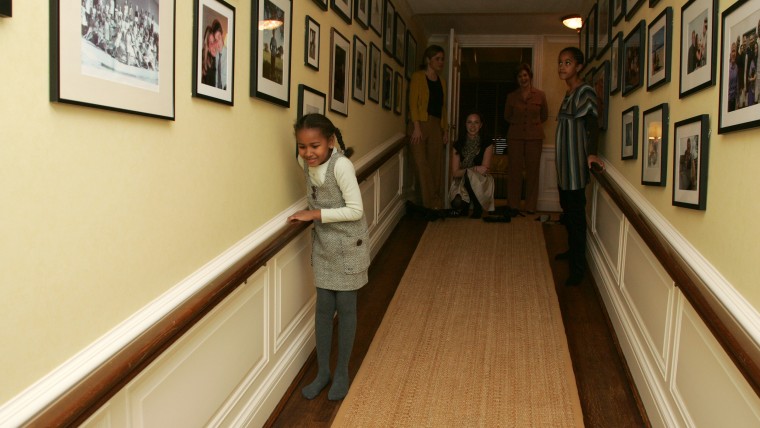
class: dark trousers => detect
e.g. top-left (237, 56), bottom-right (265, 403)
top-left (559, 188), bottom-right (587, 276)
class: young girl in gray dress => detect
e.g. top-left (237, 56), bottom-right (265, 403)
top-left (287, 114), bottom-right (370, 401)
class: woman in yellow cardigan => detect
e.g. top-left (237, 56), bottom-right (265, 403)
top-left (408, 45), bottom-right (449, 211)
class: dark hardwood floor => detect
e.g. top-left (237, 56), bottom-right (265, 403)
top-left (265, 213), bottom-right (648, 427)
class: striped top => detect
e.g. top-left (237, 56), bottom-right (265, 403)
top-left (555, 83), bottom-right (598, 191)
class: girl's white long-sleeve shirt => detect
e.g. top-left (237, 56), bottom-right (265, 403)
top-left (298, 150), bottom-right (364, 223)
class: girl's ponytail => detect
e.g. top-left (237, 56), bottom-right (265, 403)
top-left (334, 128), bottom-right (354, 158)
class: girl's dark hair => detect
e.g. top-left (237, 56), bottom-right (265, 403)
top-left (293, 113), bottom-right (354, 158)
top-left (420, 44), bottom-right (445, 70)
top-left (516, 62), bottom-right (533, 79)
top-left (560, 46), bottom-right (585, 66)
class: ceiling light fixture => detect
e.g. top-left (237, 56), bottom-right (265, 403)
top-left (561, 15), bottom-right (583, 32)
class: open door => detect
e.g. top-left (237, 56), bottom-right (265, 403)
top-left (443, 28), bottom-right (460, 208)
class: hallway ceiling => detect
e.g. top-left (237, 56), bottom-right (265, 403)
top-left (407, 0), bottom-right (586, 37)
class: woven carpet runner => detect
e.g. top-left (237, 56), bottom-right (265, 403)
top-left (332, 217), bottom-right (584, 427)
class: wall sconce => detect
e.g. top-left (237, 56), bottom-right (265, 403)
top-left (0, 0), bottom-right (12, 18)
top-left (561, 15), bottom-right (583, 32)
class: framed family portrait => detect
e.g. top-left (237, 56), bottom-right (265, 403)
top-left (622, 20), bottom-right (645, 96)
top-left (393, 71), bottom-right (403, 114)
top-left (370, 0), bottom-right (383, 36)
top-left (586, 4), bottom-right (598, 60)
top-left (626, 0), bottom-right (645, 21)
top-left (610, 31), bottom-right (623, 94)
top-left (394, 12), bottom-right (406, 65)
top-left (352, 36), bottom-right (367, 104)
top-left (383, 0), bottom-right (395, 55)
top-left (368, 43), bottom-right (381, 103)
top-left (332, 0), bottom-right (352, 24)
top-left (673, 114), bottom-right (710, 210)
top-left (50, 0), bottom-right (175, 119)
top-left (312, 0), bottom-right (327, 11)
top-left (355, 0), bottom-right (369, 29)
top-left (641, 103), bottom-right (669, 186)
top-left (330, 28), bottom-right (350, 116)
top-left (718, 0), bottom-right (760, 133)
top-left (621, 106), bottom-right (639, 160)
top-left (613, 0), bottom-right (625, 25)
top-left (304, 16), bottom-right (320, 70)
top-left (597, 0), bottom-right (611, 58)
top-left (406, 31), bottom-right (417, 79)
top-left (679, 0), bottom-right (717, 98)
top-left (592, 61), bottom-right (610, 130)
top-left (382, 63), bottom-right (392, 110)
top-left (193, 0), bottom-right (235, 105)
top-left (647, 7), bottom-right (673, 91)
top-left (297, 84), bottom-right (326, 119)
top-left (251, 0), bottom-right (292, 107)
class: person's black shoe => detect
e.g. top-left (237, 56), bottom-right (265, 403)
top-left (564, 272), bottom-right (584, 286)
top-left (470, 207), bottom-right (483, 219)
top-left (554, 251), bottom-right (570, 261)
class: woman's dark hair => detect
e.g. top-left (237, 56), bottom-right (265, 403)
top-left (516, 62), bottom-right (533, 79)
top-left (293, 113), bottom-right (354, 158)
top-left (420, 44), bottom-right (445, 70)
top-left (560, 46), bottom-right (585, 66)
top-left (454, 112), bottom-right (492, 154)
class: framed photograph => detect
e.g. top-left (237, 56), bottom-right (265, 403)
top-left (382, 63), bottom-right (392, 110)
top-left (193, 0), bottom-right (235, 105)
top-left (368, 43), bottom-right (381, 103)
top-left (330, 28), bottom-right (350, 116)
top-left (383, 0), bottom-right (395, 56)
top-left (50, 0), bottom-right (175, 119)
top-left (297, 84), bottom-right (326, 119)
top-left (610, 31), bottom-right (623, 94)
top-left (312, 0), bottom-right (327, 11)
top-left (679, 0), bottom-right (717, 98)
top-left (251, 0), bottom-right (292, 107)
top-left (332, 0), bottom-right (352, 24)
top-left (622, 20), bottom-right (645, 96)
top-left (304, 16), bottom-right (320, 71)
top-left (626, 0), bottom-right (645, 21)
top-left (586, 4), bottom-right (598, 60)
top-left (355, 0), bottom-right (369, 29)
top-left (597, 0), bottom-right (611, 58)
top-left (641, 103), bottom-right (669, 186)
top-left (393, 71), bottom-right (403, 114)
top-left (406, 31), bottom-right (417, 79)
top-left (0, 0), bottom-right (10, 17)
top-left (613, 0), bottom-right (625, 25)
top-left (621, 106), bottom-right (639, 160)
top-left (593, 61), bottom-right (610, 130)
top-left (394, 12), bottom-right (406, 65)
top-left (673, 114), bottom-right (710, 210)
top-left (370, 0), bottom-right (383, 36)
top-left (353, 36), bottom-right (367, 104)
top-left (718, 0), bottom-right (760, 133)
top-left (580, 21), bottom-right (588, 60)
top-left (647, 7), bottom-right (673, 91)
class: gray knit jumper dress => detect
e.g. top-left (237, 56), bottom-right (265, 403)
top-left (305, 150), bottom-right (370, 291)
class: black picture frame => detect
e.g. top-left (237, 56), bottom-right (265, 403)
top-left (621, 106), bottom-right (639, 160)
top-left (330, 28), bottom-right (350, 116)
top-left (297, 84), bottom-right (326, 119)
top-left (718, 0), bottom-right (760, 134)
top-left (598, 0), bottom-right (612, 59)
top-left (251, 0), bottom-right (293, 107)
top-left (312, 0), bottom-right (328, 11)
top-left (622, 20), bottom-right (645, 96)
top-left (593, 61), bottom-right (610, 130)
top-left (641, 103), bottom-right (669, 186)
top-left (352, 35), bottom-right (367, 104)
top-left (369, 0), bottom-right (383, 36)
top-left (626, 0), bottom-right (645, 21)
top-left (354, 0), bottom-right (369, 29)
top-left (647, 7), bottom-right (672, 91)
top-left (673, 114), bottom-right (709, 210)
top-left (580, 20), bottom-right (588, 60)
top-left (610, 31), bottom-right (623, 94)
top-left (382, 63), bottom-right (392, 110)
top-left (0, 0), bottom-right (11, 17)
top-left (613, 0), bottom-right (625, 26)
top-left (679, 0), bottom-right (717, 98)
top-left (383, 0), bottom-right (395, 56)
top-left (394, 12), bottom-right (406, 65)
top-left (586, 4), bottom-right (598, 60)
top-left (192, 0), bottom-right (236, 105)
top-left (368, 43), bottom-right (381, 103)
top-left (650, 0), bottom-right (661, 7)
top-left (406, 31), bottom-right (417, 80)
top-left (305, 15), bottom-right (320, 71)
top-left (50, 0), bottom-right (175, 119)
top-left (332, 0), bottom-right (352, 25)
top-left (393, 71), bottom-right (403, 114)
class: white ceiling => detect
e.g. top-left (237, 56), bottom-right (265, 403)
top-left (403, 0), bottom-right (586, 37)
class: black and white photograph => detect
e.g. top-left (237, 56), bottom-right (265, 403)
top-left (406, 31), bottom-right (417, 80)
top-left (647, 7), bottom-right (672, 91)
top-left (394, 12), bottom-right (405, 65)
top-left (368, 42), bottom-right (381, 103)
top-left (330, 28), bottom-right (350, 116)
top-left (610, 31), bottom-right (623, 94)
top-left (251, 0), bottom-right (292, 107)
top-left (383, 0), bottom-right (395, 55)
top-left (193, 0), bottom-right (235, 105)
top-left (355, 0), bottom-right (368, 29)
top-left (598, 0), bottom-right (611, 58)
top-left (719, 0), bottom-right (760, 133)
top-left (621, 105), bottom-right (639, 159)
top-left (394, 70), bottom-right (403, 114)
top-left (332, 0), bottom-right (352, 24)
top-left (673, 114), bottom-right (710, 210)
top-left (51, 0), bottom-right (175, 119)
top-left (623, 20), bottom-right (645, 96)
top-left (305, 15), bottom-right (320, 70)
top-left (642, 103), bottom-right (669, 186)
top-left (382, 63), bottom-right (392, 110)
top-left (297, 84), bottom-right (326, 119)
top-left (592, 61), bottom-right (610, 130)
top-left (353, 35), bottom-right (367, 104)
top-left (680, 0), bottom-right (717, 98)
top-left (370, 0), bottom-right (382, 36)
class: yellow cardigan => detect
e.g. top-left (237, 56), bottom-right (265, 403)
top-left (409, 70), bottom-right (448, 129)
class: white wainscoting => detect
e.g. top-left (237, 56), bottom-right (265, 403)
top-left (588, 175), bottom-right (760, 427)
top-left (75, 145), bottom-right (410, 428)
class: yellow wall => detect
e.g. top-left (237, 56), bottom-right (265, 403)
top-left (0, 1), bottom-right (411, 402)
top-left (578, 0), bottom-right (760, 307)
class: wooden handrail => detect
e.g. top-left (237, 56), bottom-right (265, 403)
top-left (591, 169), bottom-right (760, 397)
top-left (24, 137), bottom-right (408, 427)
